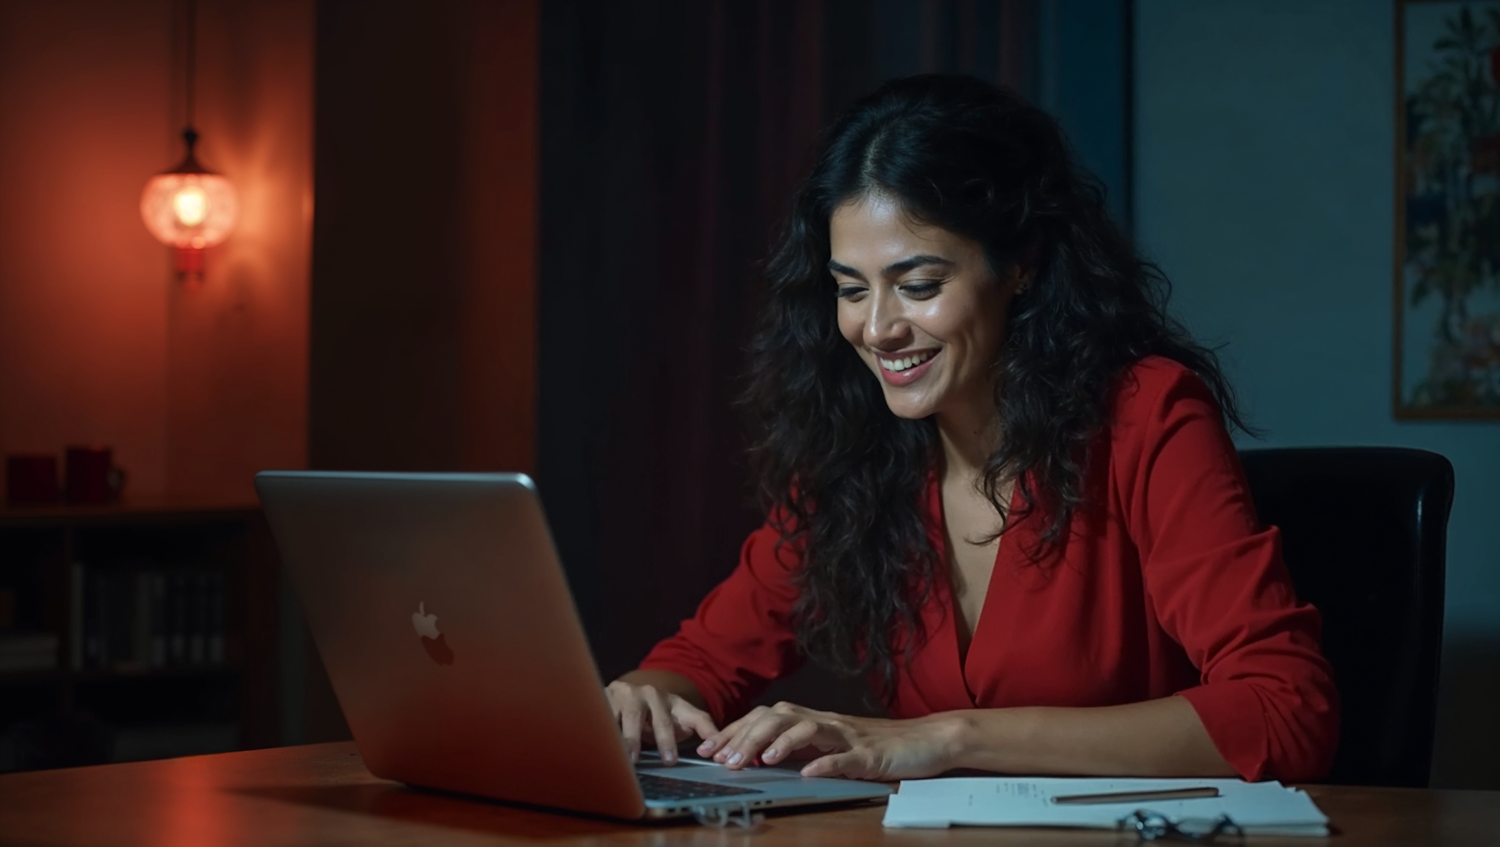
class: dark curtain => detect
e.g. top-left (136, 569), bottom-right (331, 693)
top-left (538, 0), bottom-right (1039, 690)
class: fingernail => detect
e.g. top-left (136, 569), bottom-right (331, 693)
top-left (727, 751), bottom-right (744, 766)
top-left (663, 750), bottom-right (676, 763)
top-left (764, 747), bottom-right (778, 761)
top-left (714, 750), bottom-right (728, 763)
top-left (698, 739), bottom-right (717, 753)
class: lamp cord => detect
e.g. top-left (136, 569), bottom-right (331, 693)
top-left (185, 0), bottom-right (196, 131)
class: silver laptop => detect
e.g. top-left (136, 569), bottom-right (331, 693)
top-left (254, 470), bottom-right (892, 821)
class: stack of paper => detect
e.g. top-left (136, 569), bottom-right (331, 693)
top-left (883, 777), bottom-right (1329, 836)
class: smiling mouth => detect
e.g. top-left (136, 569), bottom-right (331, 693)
top-left (878, 350), bottom-right (937, 373)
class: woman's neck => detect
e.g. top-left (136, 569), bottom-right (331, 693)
top-left (935, 395), bottom-right (1002, 482)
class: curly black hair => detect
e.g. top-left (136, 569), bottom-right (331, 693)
top-left (741, 75), bottom-right (1250, 699)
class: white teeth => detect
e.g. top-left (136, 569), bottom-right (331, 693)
top-left (880, 352), bottom-right (934, 372)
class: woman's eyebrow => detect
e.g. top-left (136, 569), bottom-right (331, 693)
top-left (827, 259), bottom-right (865, 280)
top-left (827, 254), bottom-right (954, 280)
top-left (884, 254), bottom-right (953, 275)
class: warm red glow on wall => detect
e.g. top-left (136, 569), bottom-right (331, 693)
top-left (0, 0), bottom-right (312, 502)
top-left (140, 128), bottom-right (238, 276)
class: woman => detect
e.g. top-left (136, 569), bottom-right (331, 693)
top-left (605, 75), bottom-right (1337, 783)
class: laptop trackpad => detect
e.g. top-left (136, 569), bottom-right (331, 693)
top-left (715, 771), bottom-right (801, 784)
top-left (637, 756), bottom-right (803, 784)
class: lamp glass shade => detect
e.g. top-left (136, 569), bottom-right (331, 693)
top-left (139, 171), bottom-right (238, 249)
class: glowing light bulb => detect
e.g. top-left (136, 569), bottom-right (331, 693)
top-left (173, 186), bottom-right (208, 227)
top-left (140, 128), bottom-right (238, 279)
top-left (140, 172), bottom-right (238, 254)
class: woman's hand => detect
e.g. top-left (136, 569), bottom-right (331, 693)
top-left (696, 701), bottom-right (965, 780)
top-left (605, 679), bottom-right (719, 764)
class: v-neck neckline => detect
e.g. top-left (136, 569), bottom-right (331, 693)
top-left (927, 470), bottom-right (1022, 706)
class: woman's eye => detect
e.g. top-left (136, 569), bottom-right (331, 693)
top-left (835, 285), bottom-right (867, 300)
top-left (901, 282), bottom-right (942, 298)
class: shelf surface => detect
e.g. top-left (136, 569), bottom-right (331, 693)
top-left (0, 493), bottom-right (261, 526)
top-left (0, 664), bottom-right (240, 686)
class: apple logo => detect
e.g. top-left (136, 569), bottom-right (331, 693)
top-left (411, 602), bottom-right (454, 665)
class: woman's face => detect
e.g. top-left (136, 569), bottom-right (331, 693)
top-left (829, 193), bottom-right (1018, 422)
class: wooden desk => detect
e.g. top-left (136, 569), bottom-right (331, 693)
top-left (1, 742), bottom-right (1497, 846)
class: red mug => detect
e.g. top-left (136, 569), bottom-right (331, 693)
top-left (65, 445), bottom-right (127, 505)
top-left (6, 454), bottom-right (61, 505)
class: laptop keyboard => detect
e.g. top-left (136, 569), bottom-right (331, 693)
top-left (637, 772), bottom-right (765, 801)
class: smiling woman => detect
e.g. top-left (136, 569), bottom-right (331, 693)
top-left (604, 75), bottom-right (1338, 785)
top-left (829, 194), bottom-right (1014, 421)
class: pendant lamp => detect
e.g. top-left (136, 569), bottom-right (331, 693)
top-left (139, 0), bottom-right (238, 279)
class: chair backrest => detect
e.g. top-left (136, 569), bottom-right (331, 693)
top-left (1238, 447), bottom-right (1453, 787)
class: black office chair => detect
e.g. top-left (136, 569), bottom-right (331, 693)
top-left (1238, 447), bottom-right (1453, 788)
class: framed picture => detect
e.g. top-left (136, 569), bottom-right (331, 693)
top-left (1395, 0), bottom-right (1500, 418)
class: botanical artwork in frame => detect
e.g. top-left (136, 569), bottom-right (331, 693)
top-left (1396, 0), bottom-right (1500, 418)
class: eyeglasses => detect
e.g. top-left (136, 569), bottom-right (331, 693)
top-left (1119, 810), bottom-right (1245, 843)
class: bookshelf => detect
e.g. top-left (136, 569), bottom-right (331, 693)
top-left (0, 495), bottom-right (280, 771)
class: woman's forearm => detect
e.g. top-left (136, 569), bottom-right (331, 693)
top-left (942, 695), bottom-right (1237, 777)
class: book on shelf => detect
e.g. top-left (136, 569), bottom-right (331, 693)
top-left (72, 564), bottom-right (227, 672)
top-left (208, 573), bottom-right (225, 665)
top-left (0, 631), bottom-right (59, 673)
top-left (169, 571), bottom-right (186, 664)
top-left (149, 573), bottom-right (167, 666)
top-left (188, 571), bottom-right (207, 665)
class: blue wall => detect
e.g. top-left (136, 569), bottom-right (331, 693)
top-left (1136, 0), bottom-right (1500, 788)
top-left (1038, 0), bottom-right (1132, 224)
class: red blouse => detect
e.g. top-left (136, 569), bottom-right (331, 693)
top-left (639, 357), bottom-right (1339, 782)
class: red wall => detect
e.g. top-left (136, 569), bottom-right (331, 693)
top-left (458, 0), bottom-right (539, 474)
top-left (307, 0), bottom-right (537, 477)
top-left (0, 0), bottom-right (312, 500)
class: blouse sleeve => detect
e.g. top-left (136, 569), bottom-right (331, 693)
top-left (1116, 361), bottom-right (1339, 782)
top-left (636, 520), bottom-right (806, 725)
